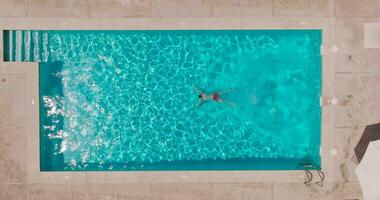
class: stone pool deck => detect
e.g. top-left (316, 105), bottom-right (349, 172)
top-left (1, 0), bottom-right (380, 199)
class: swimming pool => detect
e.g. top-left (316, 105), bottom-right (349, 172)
top-left (4, 30), bottom-right (322, 171)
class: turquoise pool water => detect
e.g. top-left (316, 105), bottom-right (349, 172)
top-left (4, 30), bottom-right (322, 171)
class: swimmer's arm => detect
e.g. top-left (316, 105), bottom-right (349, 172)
top-left (195, 101), bottom-right (205, 108)
top-left (193, 86), bottom-right (204, 93)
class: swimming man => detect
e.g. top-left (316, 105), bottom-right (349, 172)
top-left (194, 86), bottom-right (236, 107)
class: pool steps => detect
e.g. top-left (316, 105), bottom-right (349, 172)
top-left (4, 30), bottom-right (49, 62)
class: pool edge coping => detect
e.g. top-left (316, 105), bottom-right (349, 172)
top-left (0, 17), bottom-right (336, 183)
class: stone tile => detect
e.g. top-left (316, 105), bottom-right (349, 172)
top-left (151, 0), bottom-right (211, 17)
top-left (88, 184), bottom-right (115, 200)
top-left (321, 105), bottom-right (335, 183)
top-left (364, 23), bottom-right (380, 48)
top-left (25, 107), bottom-right (40, 184)
top-left (0, 19), bottom-right (30, 30)
top-left (336, 0), bottom-right (380, 18)
top-left (334, 73), bottom-right (380, 128)
top-left (333, 128), bottom-right (360, 183)
top-left (335, 19), bottom-right (365, 54)
top-left (113, 183), bottom-right (150, 200)
top-left (25, 74), bottom-right (38, 130)
top-left (273, 183), bottom-right (312, 200)
top-left (0, 62), bottom-right (38, 74)
top-left (326, 182), bottom-right (363, 200)
top-left (89, 0), bottom-right (151, 18)
top-left (334, 74), bottom-right (356, 128)
top-left (336, 50), bottom-right (380, 72)
top-left (28, 0), bottom-right (90, 18)
top-left (28, 184), bottom-right (72, 200)
top-left (0, 73), bottom-right (27, 128)
top-left (274, 0), bottom-right (334, 17)
top-left (309, 183), bottom-right (339, 200)
top-left (150, 183), bottom-right (212, 200)
top-left (71, 184), bottom-right (90, 200)
top-left (26, 92), bottom-right (38, 130)
top-left (0, 30), bottom-right (3, 62)
top-left (0, 0), bottom-right (27, 18)
top-left (322, 53), bottom-right (335, 98)
top-left (272, 183), bottom-right (337, 200)
top-left (26, 73), bottom-right (38, 94)
top-left (213, 183), bottom-right (272, 200)
top-left (275, 182), bottom-right (363, 200)
top-left (0, 127), bottom-right (27, 183)
top-left (335, 19), bottom-right (380, 72)
top-left (72, 183), bottom-right (144, 200)
top-left (28, 18), bottom-right (152, 30)
top-left (0, 184), bottom-right (28, 200)
top-left (212, 0), bottom-right (273, 17)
